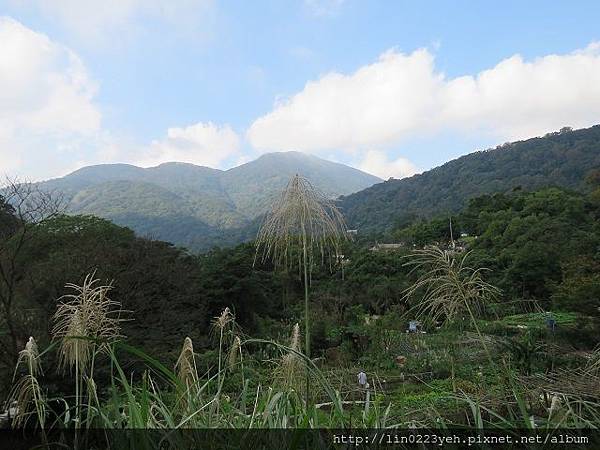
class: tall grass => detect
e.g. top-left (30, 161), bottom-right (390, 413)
top-left (254, 174), bottom-right (348, 403)
top-left (403, 246), bottom-right (500, 366)
top-left (5, 270), bottom-right (600, 444)
top-left (52, 273), bottom-right (125, 429)
top-left (9, 337), bottom-right (45, 429)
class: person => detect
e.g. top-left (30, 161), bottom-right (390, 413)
top-left (357, 370), bottom-right (368, 389)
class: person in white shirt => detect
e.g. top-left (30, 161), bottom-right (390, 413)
top-left (357, 371), bottom-right (368, 389)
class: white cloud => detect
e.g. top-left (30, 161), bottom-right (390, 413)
top-left (247, 43), bottom-right (600, 156)
top-left (15, 0), bottom-right (215, 45)
top-left (358, 150), bottom-right (418, 180)
top-left (0, 17), bottom-right (239, 179)
top-left (138, 122), bottom-right (241, 168)
top-left (0, 16), bottom-right (102, 179)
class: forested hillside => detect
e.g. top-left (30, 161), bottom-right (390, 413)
top-left (339, 126), bottom-right (600, 234)
top-left (35, 152), bottom-right (380, 250)
top-left (394, 177), bottom-right (600, 315)
top-left (2, 173), bottom-right (600, 431)
top-left (0, 208), bottom-right (283, 394)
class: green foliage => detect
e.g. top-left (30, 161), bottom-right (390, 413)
top-left (342, 249), bottom-right (411, 313)
top-left (35, 153), bottom-right (380, 251)
top-left (393, 186), bottom-right (600, 309)
top-left (496, 332), bottom-right (548, 375)
top-left (491, 312), bottom-right (578, 330)
top-left (552, 258), bottom-right (600, 315)
top-left (341, 125), bottom-right (600, 234)
top-left (4, 164), bottom-right (600, 433)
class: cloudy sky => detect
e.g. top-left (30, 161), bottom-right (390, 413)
top-left (2, 0), bottom-right (600, 181)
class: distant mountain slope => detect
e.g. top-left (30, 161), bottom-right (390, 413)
top-left (221, 152), bottom-right (380, 218)
top-left (37, 152), bottom-right (381, 250)
top-left (339, 125), bottom-right (600, 233)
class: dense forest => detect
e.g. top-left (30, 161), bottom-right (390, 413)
top-left (395, 177), bottom-right (600, 317)
top-left (340, 125), bottom-right (600, 234)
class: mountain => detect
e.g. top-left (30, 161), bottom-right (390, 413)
top-left (37, 152), bottom-right (381, 250)
top-left (338, 125), bottom-right (600, 234)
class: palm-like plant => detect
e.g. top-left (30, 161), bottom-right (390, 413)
top-left (255, 174), bottom-right (348, 401)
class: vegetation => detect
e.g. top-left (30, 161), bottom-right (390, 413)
top-left (26, 125), bottom-right (600, 253)
top-left (2, 163), bottom-right (600, 444)
top-left (256, 175), bottom-right (348, 355)
top-left (340, 125), bottom-right (600, 234)
top-left (255, 175), bottom-right (348, 402)
top-left (34, 152), bottom-right (380, 251)
top-left (393, 178), bottom-right (600, 317)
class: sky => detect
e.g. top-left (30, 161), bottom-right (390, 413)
top-left (2, 0), bottom-right (600, 181)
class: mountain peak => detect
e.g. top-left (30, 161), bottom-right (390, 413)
top-left (256, 150), bottom-right (312, 159)
top-left (36, 151), bottom-right (381, 250)
top-left (154, 161), bottom-right (203, 168)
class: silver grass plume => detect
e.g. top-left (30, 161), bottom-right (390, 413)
top-left (52, 273), bottom-right (125, 372)
top-left (9, 337), bottom-right (46, 428)
top-left (276, 323), bottom-right (303, 389)
top-left (175, 337), bottom-right (198, 390)
top-left (402, 246), bottom-right (500, 324)
top-left (212, 307), bottom-right (234, 334)
top-left (403, 246), bottom-right (500, 367)
top-left (254, 174), bottom-right (349, 393)
top-left (227, 335), bottom-right (242, 370)
top-left (211, 307), bottom-right (235, 397)
top-left (15, 336), bottom-right (42, 378)
top-left (254, 174), bottom-right (348, 273)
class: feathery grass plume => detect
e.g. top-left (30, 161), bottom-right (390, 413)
top-left (211, 307), bottom-right (235, 368)
top-left (212, 307), bottom-right (234, 333)
top-left (53, 273), bottom-right (124, 372)
top-left (52, 272), bottom-right (125, 428)
top-left (275, 323), bottom-right (303, 390)
top-left (289, 323), bottom-right (300, 352)
top-left (14, 336), bottom-right (42, 378)
top-left (254, 174), bottom-right (349, 274)
top-left (174, 337), bottom-right (199, 415)
top-left (254, 174), bottom-right (348, 403)
top-left (9, 337), bottom-right (46, 428)
top-left (175, 337), bottom-right (198, 390)
top-left (211, 307), bottom-right (236, 402)
top-left (227, 335), bottom-right (245, 394)
top-left (227, 335), bottom-right (242, 370)
top-left (403, 246), bottom-right (500, 324)
top-left (403, 246), bottom-right (500, 368)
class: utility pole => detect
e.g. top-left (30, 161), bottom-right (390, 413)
top-left (449, 216), bottom-right (455, 249)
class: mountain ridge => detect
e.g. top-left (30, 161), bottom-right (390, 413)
top-left (338, 125), bottom-right (600, 234)
top-left (35, 126), bottom-right (600, 250)
top-left (36, 151), bottom-right (382, 250)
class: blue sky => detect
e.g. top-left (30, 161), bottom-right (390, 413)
top-left (2, 0), bottom-right (600, 181)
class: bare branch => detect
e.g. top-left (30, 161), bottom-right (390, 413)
top-left (1, 176), bottom-right (65, 225)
